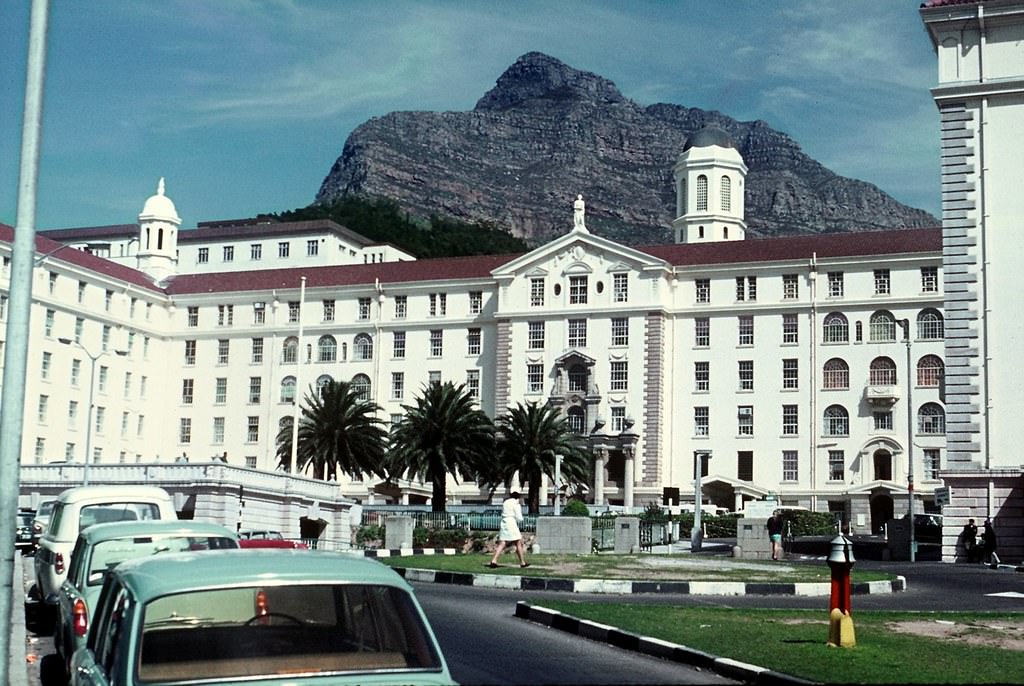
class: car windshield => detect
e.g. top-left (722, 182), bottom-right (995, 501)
top-left (78, 503), bottom-right (161, 531)
top-left (137, 583), bottom-right (442, 681)
top-left (86, 536), bottom-right (238, 585)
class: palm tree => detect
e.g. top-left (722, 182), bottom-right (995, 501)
top-left (387, 381), bottom-right (494, 512)
top-left (276, 380), bottom-right (387, 481)
top-left (493, 401), bottom-right (591, 514)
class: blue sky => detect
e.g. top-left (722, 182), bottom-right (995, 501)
top-left (1, 1), bottom-right (941, 231)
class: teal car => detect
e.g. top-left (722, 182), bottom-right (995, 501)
top-left (55, 520), bottom-right (239, 675)
top-left (70, 549), bottom-right (455, 685)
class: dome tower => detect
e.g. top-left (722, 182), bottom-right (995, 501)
top-left (671, 125), bottom-right (747, 244)
top-left (136, 178), bottom-right (181, 281)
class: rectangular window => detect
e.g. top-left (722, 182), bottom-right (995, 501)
top-left (613, 273), bottom-right (628, 302)
top-left (695, 317), bottom-right (710, 347)
top-left (874, 268), bottom-right (891, 295)
top-left (782, 450), bottom-right (798, 481)
top-left (873, 411), bottom-right (893, 431)
top-left (694, 361), bottom-right (709, 392)
top-left (829, 450), bottom-right (845, 481)
top-left (569, 275), bottom-right (588, 304)
top-left (694, 406), bottom-right (709, 436)
top-left (430, 330), bottom-right (443, 357)
top-left (827, 271), bottom-right (844, 298)
top-left (467, 328), bottom-right (481, 356)
top-left (98, 366), bottom-right (109, 393)
top-left (610, 361), bottom-right (628, 391)
top-left (737, 406), bottom-right (754, 436)
top-left (182, 379), bottom-right (194, 405)
top-left (530, 278), bottom-right (545, 307)
top-left (71, 359), bottom-right (81, 387)
top-left (466, 370), bottom-right (480, 399)
top-left (198, 247), bottom-right (209, 264)
top-left (37, 395), bottom-right (48, 423)
top-left (527, 364), bottom-right (544, 393)
top-left (184, 340), bottom-right (196, 366)
top-left (782, 358), bottom-right (799, 389)
top-left (101, 325), bottom-right (111, 352)
top-left (358, 297), bottom-right (371, 320)
top-left (528, 322), bottom-right (545, 350)
top-left (253, 302), bottom-right (265, 325)
top-left (250, 243), bottom-right (262, 260)
top-left (68, 400), bottom-right (78, 427)
top-left (921, 266), bottom-right (939, 293)
top-left (247, 416), bottom-right (259, 443)
top-left (41, 351), bottom-right (51, 380)
top-left (288, 301), bottom-right (300, 323)
top-left (923, 448), bottom-right (941, 480)
top-left (123, 372), bottom-right (132, 399)
top-left (215, 378), bottom-right (227, 404)
top-left (249, 377), bottom-right (261, 404)
top-left (307, 239), bottom-right (319, 257)
top-left (738, 316), bottom-right (754, 345)
top-left (611, 318), bottom-right (628, 347)
top-left (391, 372), bottom-right (404, 400)
top-left (568, 319), bottom-right (587, 347)
top-left (223, 246), bottom-right (234, 262)
top-left (782, 405), bottom-right (799, 435)
top-left (469, 291), bottom-right (483, 314)
top-left (278, 241), bottom-right (290, 258)
top-left (78, 281), bottom-right (86, 304)
top-left (104, 289), bottom-right (113, 312)
top-left (429, 293), bottom-right (447, 316)
top-left (782, 314), bottom-right (798, 344)
top-left (738, 360), bottom-right (754, 391)
top-left (121, 413), bottom-right (129, 438)
top-left (187, 306), bottom-right (199, 327)
top-left (217, 304), bottom-right (233, 327)
top-left (218, 339), bottom-right (230, 364)
top-left (251, 337), bottom-right (264, 364)
top-left (695, 278), bottom-right (710, 303)
top-left (323, 299), bottom-right (335, 322)
top-left (783, 274), bottom-right (799, 300)
top-left (737, 451), bottom-right (754, 481)
top-left (393, 331), bottom-right (406, 358)
top-left (179, 418), bottom-right (192, 444)
top-left (428, 371), bottom-right (442, 385)
top-left (44, 309), bottom-right (55, 337)
top-left (213, 417), bottom-right (225, 444)
top-left (394, 295), bottom-right (407, 319)
top-left (608, 406), bottom-right (625, 433)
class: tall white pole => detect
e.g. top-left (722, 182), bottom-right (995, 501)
top-left (290, 276), bottom-right (306, 473)
top-left (83, 352), bottom-right (98, 486)
top-left (904, 319), bottom-right (916, 562)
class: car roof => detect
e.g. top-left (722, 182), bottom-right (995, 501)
top-left (78, 520), bottom-right (238, 543)
top-left (112, 550), bottom-right (410, 600)
top-left (55, 485), bottom-right (173, 504)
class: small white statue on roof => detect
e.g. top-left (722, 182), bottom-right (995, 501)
top-left (573, 194), bottom-right (587, 232)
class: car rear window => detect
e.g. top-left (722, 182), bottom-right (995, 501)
top-left (87, 536), bottom-right (238, 586)
top-left (137, 583), bottom-right (442, 682)
top-left (78, 503), bottom-right (162, 531)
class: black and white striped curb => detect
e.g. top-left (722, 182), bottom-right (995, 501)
top-left (514, 602), bottom-right (820, 686)
top-left (361, 547), bottom-right (459, 558)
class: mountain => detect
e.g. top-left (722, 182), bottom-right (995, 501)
top-left (316, 52), bottom-right (937, 247)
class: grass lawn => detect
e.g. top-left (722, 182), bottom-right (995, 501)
top-left (380, 552), bottom-right (897, 583)
top-left (531, 601), bottom-right (1023, 684)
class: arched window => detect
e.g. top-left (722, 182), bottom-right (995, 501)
top-left (823, 313), bottom-right (848, 343)
top-left (822, 358), bottom-right (849, 389)
top-left (679, 178), bottom-right (687, 215)
top-left (720, 175), bottom-right (731, 212)
top-left (566, 406), bottom-right (585, 434)
top-left (567, 364), bottom-right (588, 393)
top-left (354, 334), bottom-right (373, 361)
top-left (917, 355), bottom-right (944, 387)
top-left (696, 175), bottom-right (708, 212)
top-left (317, 335), bottom-right (337, 363)
top-left (869, 357), bottom-right (897, 386)
top-left (350, 373), bottom-right (371, 401)
top-left (869, 311), bottom-right (897, 342)
top-left (280, 376), bottom-right (296, 403)
top-left (316, 374), bottom-right (333, 397)
top-left (281, 337), bottom-right (298, 364)
top-left (823, 405), bottom-right (849, 436)
top-left (918, 402), bottom-right (945, 434)
top-left (917, 309), bottom-right (944, 340)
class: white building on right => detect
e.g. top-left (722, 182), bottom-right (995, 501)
top-left (921, 0), bottom-right (1024, 560)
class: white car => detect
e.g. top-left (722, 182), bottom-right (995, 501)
top-left (33, 485), bottom-right (177, 603)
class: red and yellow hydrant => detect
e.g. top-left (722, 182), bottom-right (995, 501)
top-left (827, 533), bottom-right (856, 647)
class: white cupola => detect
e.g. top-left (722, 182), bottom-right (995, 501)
top-left (136, 177), bottom-right (181, 281)
top-left (671, 125), bottom-right (747, 244)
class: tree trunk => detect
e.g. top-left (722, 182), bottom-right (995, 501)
top-left (431, 477), bottom-right (446, 513)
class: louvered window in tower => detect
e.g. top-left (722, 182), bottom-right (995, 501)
top-left (696, 175), bottom-right (708, 211)
top-left (720, 176), bottom-right (731, 211)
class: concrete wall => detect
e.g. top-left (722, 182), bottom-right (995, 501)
top-left (614, 516), bottom-right (641, 554)
top-left (535, 517), bottom-right (592, 554)
top-left (735, 517), bottom-right (772, 560)
top-left (384, 516), bottom-right (415, 549)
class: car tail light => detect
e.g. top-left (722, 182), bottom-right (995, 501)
top-left (254, 589), bottom-right (269, 624)
top-left (55, 552), bottom-right (65, 575)
top-left (73, 598), bottom-right (88, 637)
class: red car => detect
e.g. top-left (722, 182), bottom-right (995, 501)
top-left (237, 529), bottom-right (308, 549)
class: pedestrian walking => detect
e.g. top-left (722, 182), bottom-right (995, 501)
top-left (488, 491), bottom-right (529, 568)
top-left (960, 518), bottom-right (979, 562)
top-left (982, 518), bottom-right (1000, 566)
top-left (766, 510), bottom-right (784, 561)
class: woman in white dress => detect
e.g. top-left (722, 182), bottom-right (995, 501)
top-left (488, 491), bottom-right (529, 568)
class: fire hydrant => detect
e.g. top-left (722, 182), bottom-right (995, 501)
top-left (827, 533), bottom-right (856, 647)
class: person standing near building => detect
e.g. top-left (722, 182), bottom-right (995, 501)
top-left (488, 491), bottom-right (529, 568)
top-left (982, 518), bottom-right (999, 566)
top-left (766, 510), bottom-right (784, 561)
top-left (960, 518), bottom-right (979, 562)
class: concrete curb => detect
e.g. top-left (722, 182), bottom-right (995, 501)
top-left (10, 555), bottom-right (30, 686)
top-left (515, 602), bottom-right (819, 685)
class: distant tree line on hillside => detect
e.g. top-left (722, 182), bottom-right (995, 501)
top-left (273, 196), bottom-right (529, 259)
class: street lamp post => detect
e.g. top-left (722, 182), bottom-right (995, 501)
top-left (901, 319), bottom-right (916, 562)
top-left (59, 338), bottom-right (127, 486)
top-left (692, 450), bottom-right (711, 551)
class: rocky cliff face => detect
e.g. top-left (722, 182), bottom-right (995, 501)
top-left (316, 52), bottom-right (936, 246)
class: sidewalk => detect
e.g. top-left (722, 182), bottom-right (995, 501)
top-left (9, 554), bottom-right (29, 686)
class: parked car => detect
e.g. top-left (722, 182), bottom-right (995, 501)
top-left (34, 485), bottom-right (177, 603)
top-left (31, 499), bottom-right (55, 550)
top-left (16, 509), bottom-right (35, 553)
top-left (909, 512), bottom-right (943, 544)
top-left (70, 549), bottom-right (455, 685)
top-left (238, 529), bottom-right (308, 549)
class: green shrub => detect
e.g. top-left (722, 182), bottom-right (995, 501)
top-left (356, 524), bottom-right (383, 547)
top-left (640, 502), bottom-right (670, 523)
top-left (562, 499), bottom-right (590, 517)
